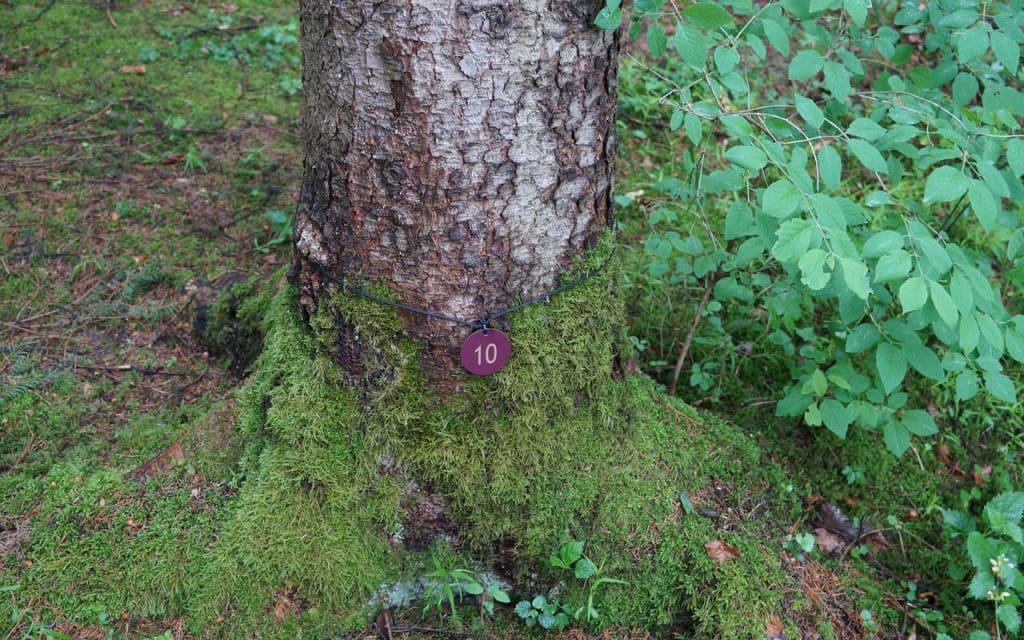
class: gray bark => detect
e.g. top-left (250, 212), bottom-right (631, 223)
top-left (289, 0), bottom-right (619, 386)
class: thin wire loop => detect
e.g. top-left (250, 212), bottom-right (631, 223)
top-left (311, 239), bottom-right (617, 331)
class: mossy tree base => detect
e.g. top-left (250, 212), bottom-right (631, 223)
top-left (189, 244), bottom-right (811, 639)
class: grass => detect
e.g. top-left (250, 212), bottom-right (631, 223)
top-left (0, 0), bottom-right (1010, 638)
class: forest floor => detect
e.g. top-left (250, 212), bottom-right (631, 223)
top-left (0, 0), bottom-right (1015, 639)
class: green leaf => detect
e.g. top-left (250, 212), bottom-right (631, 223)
top-left (906, 342), bottom-right (945, 380)
top-left (713, 46), bottom-right (740, 74)
top-left (848, 139), bottom-right (888, 173)
top-left (952, 72), bottom-right (979, 108)
top-left (762, 18), bottom-right (789, 56)
top-left (978, 314), bottom-right (1003, 353)
top-left (806, 368), bottom-right (828, 397)
top-left (1006, 328), bottom-right (1024, 363)
top-left (574, 557), bottom-right (597, 580)
top-left (679, 490), bottom-right (695, 514)
top-left (462, 582), bottom-right (484, 595)
top-left (989, 492), bottom-right (1024, 523)
top-left (817, 144), bottom-right (842, 190)
top-left (991, 30), bottom-right (1020, 74)
top-left (1008, 139), bottom-right (1024, 179)
top-left (882, 419), bottom-right (911, 456)
top-left (876, 343), bottom-right (907, 394)
top-left (966, 532), bottom-right (997, 571)
top-left (942, 508), bottom-right (976, 536)
top-left (772, 218), bottom-right (818, 263)
top-left (957, 27), bottom-right (989, 63)
top-left (822, 60), bottom-right (852, 101)
top-left (924, 166), bottom-right (969, 203)
top-left (950, 270), bottom-right (975, 316)
top-left (820, 398), bottom-right (852, 438)
top-left (724, 203), bottom-right (755, 241)
top-left (967, 179), bottom-right (998, 231)
top-left (489, 584), bottom-right (511, 603)
top-left (646, 23), bottom-right (668, 56)
top-left (956, 370), bottom-right (980, 401)
top-left (847, 118), bottom-right (887, 141)
top-left (960, 314), bottom-right (980, 353)
top-left (798, 248), bottom-right (831, 290)
top-left (672, 22), bottom-right (712, 68)
top-left (978, 162), bottom-right (1010, 198)
top-left (874, 249), bottom-right (911, 283)
top-left (684, 111), bottom-right (702, 145)
top-left (669, 110), bottom-right (684, 132)
top-left (840, 257), bottom-right (870, 300)
top-left (683, 2), bottom-right (734, 29)
top-left (862, 230), bottom-right (904, 258)
top-left (763, 179), bottom-right (802, 218)
top-left (997, 605), bottom-right (1021, 636)
top-left (805, 402), bottom-right (822, 426)
top-left (901, 409), bottom-right (938, 436)
top-left (795, 94), bottom-right (824, 128)
top-left (594, 2), bottom-right (623, 30)
top-left (562, 541), bottom-right (584, 564)
top-left (898, 277), bottom-right (928, 313)
top-left (844, 0), bottom-right (868, 25)
top-left (968, 571), bottom-right (995, 602)
top-left (788, 49), bottom-right (824, 81)
top-left (929, 281), bottom-right (959, 328)
top-left (845, 324), bottom-right (879, 353)
top-left (725, 145), bottom-right (768, 171)
top-left (984, 370), bottom-right (1017, 403)
top-left (908, 221), bottom-right (952, 278)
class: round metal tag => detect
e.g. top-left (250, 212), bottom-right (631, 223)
top-left (460, 329), bottom-right (511, 375)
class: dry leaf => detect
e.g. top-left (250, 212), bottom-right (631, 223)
top-left (765, 616), bottom-right (786, 639)
top-left (119, 65), bottom-right (146, 75)
top-left (936, 443), bottom-right (953, 465)
top-left (704, 539), bottom-right (741, 562)
top-left (813, 527), bottom-right (845, 555)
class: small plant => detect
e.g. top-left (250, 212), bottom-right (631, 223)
top-left (517, 540), bottom-right (626, 630)
top-left (943, 492), bottom-right (1024, 637)
top-left (421, 554), bottom-right (508, 619)
top-left (548, 539), bottom-right (597, 579)
top-left (783, 532), bottom-right (816, 561)
top-left (138, 45), bottom-right (159, 62)
top-left (480, 582), bottom-right (511, 616)
top-left (254, 209), bottom-right (292, 253)
top-left (278, 75), bottom-right (302, 96)
top-left (842, 464), bottom-right (865, 485)
top-left (422, 555), bottom-right (483, 618)
top-left (515, 595), bottom-right (575, 631)
top-left (183, 144), bottom-right (207, 172)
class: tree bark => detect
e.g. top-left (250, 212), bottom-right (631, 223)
top-left (289, 0), bottom-right (619, 387)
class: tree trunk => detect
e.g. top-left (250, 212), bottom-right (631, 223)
top-left (289, 0), bottom-right (619, 387)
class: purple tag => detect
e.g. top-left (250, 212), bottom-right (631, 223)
top-left (460, 329), bottom-right (511, 375)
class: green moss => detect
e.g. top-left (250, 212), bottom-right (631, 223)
top-left (199, 274), bottom-right (279, 374)
top-left (178, 237), bottom-right (809, 639)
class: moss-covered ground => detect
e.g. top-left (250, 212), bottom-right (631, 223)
top-left (0, 1), bottom-right (1000, 638)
